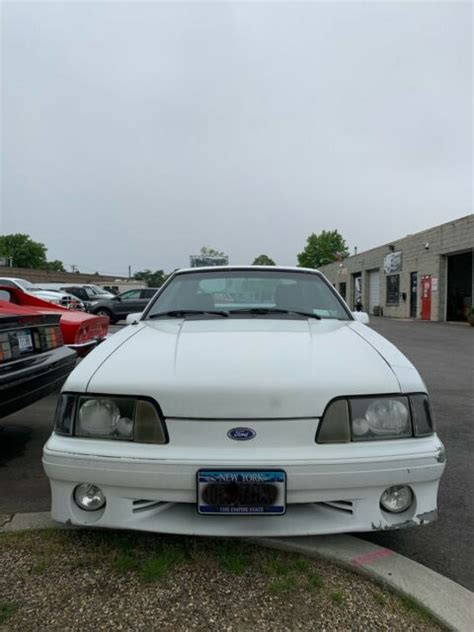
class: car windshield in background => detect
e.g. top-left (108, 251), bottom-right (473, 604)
top-left (146, 270), bottom-right (351, 320)
top-left (15, 279), bottom-right (37, 292)
top-left (88, 285), bottom-right (110, 295)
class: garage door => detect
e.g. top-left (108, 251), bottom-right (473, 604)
top-left (368, 270), bottom-right (380, 314)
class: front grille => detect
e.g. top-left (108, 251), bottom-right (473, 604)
top-left (316, 500), bottom-right (354, 514)
top-left (132, 499), bottom-right (169, 514)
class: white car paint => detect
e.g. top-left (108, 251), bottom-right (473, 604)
top-left (43, 267), bottom-right (445, 536)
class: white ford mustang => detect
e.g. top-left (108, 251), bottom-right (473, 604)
top-left (43, 266), bottom-right (445, 536)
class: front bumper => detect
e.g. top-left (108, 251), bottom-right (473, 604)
top-left (43, 430), bottom-right (446, 537)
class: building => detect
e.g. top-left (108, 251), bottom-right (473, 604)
top-left (318, 215), bottom-right (474, 322)
top-left (0, 266), bottom-right (143, 294)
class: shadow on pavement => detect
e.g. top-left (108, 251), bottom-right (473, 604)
top-left (0, 425), bottom-right (33, 466)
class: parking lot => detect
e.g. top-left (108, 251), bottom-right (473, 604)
top-left (0, 319), bottom-right (472, 590)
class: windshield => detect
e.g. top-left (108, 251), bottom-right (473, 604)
top-left (146, 270), bottom-right (351, 320)
top-left (87, 285), bottom-right (113, 296)
top-left (16, 278), bottom-right (37, 291)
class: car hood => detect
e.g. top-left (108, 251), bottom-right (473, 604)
top-left (65, 319), bottom-right (425, 418)
top-left (30, 290), bottom-right (64, 300)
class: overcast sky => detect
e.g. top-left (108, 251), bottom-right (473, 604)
top-left (1, 1), bottom-right (472, 275)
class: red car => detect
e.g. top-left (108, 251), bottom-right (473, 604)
top-left (0, 286), bottom-right (109, 356)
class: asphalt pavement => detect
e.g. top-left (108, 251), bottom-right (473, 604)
top-left (358, 318), bottom-right (473, 592)
top-left (0, 319), bottom-right (472, 590)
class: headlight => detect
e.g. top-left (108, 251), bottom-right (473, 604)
top-left (54, 394), bottom-right (167, 444)
top-left (351, 397), bottom-right (411, 440)
top-left (316, 394), bottom-right (434, 443)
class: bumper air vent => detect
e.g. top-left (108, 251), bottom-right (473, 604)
top-left (316, 500), bottom-right (354, 514)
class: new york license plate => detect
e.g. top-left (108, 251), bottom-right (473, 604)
top-left (17, 329), bottom-right (34, 353)
top-left (197, 470), bottom-right (286, 515)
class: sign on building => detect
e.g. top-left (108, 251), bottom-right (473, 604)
top-left (383, 251), bottom-right (402, 274)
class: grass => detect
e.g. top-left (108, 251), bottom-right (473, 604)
top-left (374, 593), bottom-right (387, 606)
top-left (213, 541), bottom-right (250, 575)
top-left (265, 555), bottom-right (322, 593)
top-left (30, 561), bottom-right (47, 574)
top-left (0, 601), bottom-right (18, 624)
top-left (331, 590), bottom-right (345, 606)
top-left (399, 594), bottom-right (435, 623)
top-left (265, 556), bottom-right (310, 577)
top-left (0, 530), bottom-right (443, 630)
top-left (269, 577), bottom-right (299, 594)
top-left (307, 572), bottom-right (323, 590)
top-left (113, 553), bottom-right (138, 573)
top-left (140, 547), bottom-right (187, 582)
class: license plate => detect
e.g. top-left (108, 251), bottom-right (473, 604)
top-left (17, 330), bottom-right (34, 353)
top-left (197, 470), bottom-right (286, 515)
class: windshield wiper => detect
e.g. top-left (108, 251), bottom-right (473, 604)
top-left (148, 310), bottom-right (229, 319)
top-left (227, 308), bottom-right (321, 320)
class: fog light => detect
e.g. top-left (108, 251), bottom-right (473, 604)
top-left (380, 485), bottom-right (413, 513)
top-left (73, 484), bottom-right (106, 511)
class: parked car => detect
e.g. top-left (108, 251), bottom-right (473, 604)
top-left (38, 283), bottom-right (115, 311)
top-left (88, 288), bottom-right (159, 323)
top-left (0, 306), bottom-right (76, 418)
top-left (43, 266), bottom-right (445, 536)
top-left (0, 278), bottom-right (85, 310)
top-left (0, 286), bottom-right (109, 357)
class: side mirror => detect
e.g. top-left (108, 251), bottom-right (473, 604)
top-left (126, 312), bottom-right (143, 325)
top-left (352, 311), bottom-right (370, 325)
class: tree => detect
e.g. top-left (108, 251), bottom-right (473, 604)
top-left (0, 233), bottom-right (67, 271)
top-left (44, 260), bottom-right (66, 272)
top-left (0, 233), bottom-right (48, 268)
top-left (200, 246), bottom-right (225, 257)
top-left (252, 254), bottom-right (276, 266)
top-left (134, 269), bottom-right (166, 287)
top-left (297, 230), bottom-right (349, 268)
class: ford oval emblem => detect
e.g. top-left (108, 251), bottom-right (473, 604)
top-left (227, 427), bottom-right (256, 441)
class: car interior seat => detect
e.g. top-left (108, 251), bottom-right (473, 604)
top-left (274, 284), bottom-right (305, 311)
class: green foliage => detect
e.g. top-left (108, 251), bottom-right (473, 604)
top-left (269, 577), bottom-right (298, 593)
top-left (214, 541), bottom-right (250, 574)
top-left (140, 547), bottom-right (186, 582)
top-left (330, 590), bottom-right (345, 606)
top-left (252, 254), bottom-right (276, 266)
top-left (307, 572), bottom-right (323, 590)
top-left (374, 593), bottom-right (387, 606)
top-left (399, 594), bottom-right (435, 622)
top-left (0, 602), bottom-right (18, 624)
top-left (0, 233), bottom-right (47, 268)
top-left (44, 259), bottom-right (66, 272)
top-left (113, 553), bottom-right (138, 572)
top-left (0, 233), bottom-right (66, 271)
top-left (133, 269), bottom-right (166, 287)
top-left (297, 230), bottom-right (349, 269)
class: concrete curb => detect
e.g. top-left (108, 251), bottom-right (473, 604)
top-left (1, 513), bottom-right (472, 631)
top-left (252, 536), bottom-right (474, 632)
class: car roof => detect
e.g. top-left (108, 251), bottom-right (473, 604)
top-left (172, 265), bottom-right (323, 275)
top-left (0, 277), bottom-right (31, 283)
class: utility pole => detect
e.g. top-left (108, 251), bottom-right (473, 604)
top-left (128, 265), bottom-right (131, 279)
top-left (71, 264), bottom-right (76, 273)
